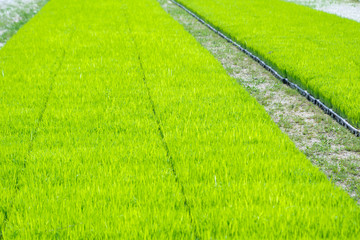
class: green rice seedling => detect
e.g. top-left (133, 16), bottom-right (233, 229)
top-left (177, 0), bottom-right (360, 128)
top-left (1, 0), bottom-right (192, 238)
top-left (130, 0), bottom-right (360, 238)
top-left (0, 0), bottom-right (359, 238)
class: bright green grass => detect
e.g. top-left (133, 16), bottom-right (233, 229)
top-left (177, 0), bottom-right (360, 128)
top-left (0, 0), bottom-right (359, 238)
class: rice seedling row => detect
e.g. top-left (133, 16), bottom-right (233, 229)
top-left (0, 0), bottom-right (359, 238)
top-left (171, 0), bottom-right (360, 137)
top-left (176, 0), bottom-right (360, 129)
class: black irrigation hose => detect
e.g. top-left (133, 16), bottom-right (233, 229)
top-left (171, 0), bottom-right (360, 137)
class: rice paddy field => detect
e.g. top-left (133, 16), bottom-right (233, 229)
top-left (177, 0), bottom-right (360, 129)
top-left (0, 0), bottom-right (360, 238)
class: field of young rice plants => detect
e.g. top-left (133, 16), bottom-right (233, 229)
top-left (0, 0), bottom-right (360, 238)
top-left (176, 0), bottom-right (360, 129)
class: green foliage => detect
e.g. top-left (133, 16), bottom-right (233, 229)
top-left (178, 0), bottom-right (360, 128)
top-left (0, 0), bottom-right (359, 238)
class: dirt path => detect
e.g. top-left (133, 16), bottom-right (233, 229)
top-left (160, 0), bottom-right (360, 203)
top-left (0, 0), bottom-right (48, 47)
top-left (285, 0), bottom-right (360, 22)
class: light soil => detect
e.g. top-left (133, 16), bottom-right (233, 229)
top-left (159, 0), bottom-right (360, 203)
top-left (285, 0), bottom-right (360, 22)
top-left (0, 0), bottom-right (48, 47)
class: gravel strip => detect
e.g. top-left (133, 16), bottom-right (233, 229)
top-left (285, 0), bottom-right (360, 22)
top-left (0, 0), bottom-right (47, 48)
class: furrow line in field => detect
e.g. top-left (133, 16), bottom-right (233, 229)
top-left (124, 11), bottom-right (199, 238)
top-left (138, 55), bottom-right (198, 238)
top-left (19, 27), bottom-right (75, 179)
top-left (25, 49), bottom-right (65, 167)
top-left (171, 0), bottom-right (360, 137)
top-left (0, 29), bottom-right (75, 238)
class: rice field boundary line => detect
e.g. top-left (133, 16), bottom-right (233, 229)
top-left (171, 0), bottom-right (360, 137)
top-left (20, 26), bottom-right (75, 176)
top-left (123, 11), bottom-right (200, 239)
top-left (25, 49), bottom-right (66, 167)
top-left (0, 29), bottom-right (75, 239)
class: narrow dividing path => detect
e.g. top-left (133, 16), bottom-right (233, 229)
top-left (160, 0), bottom-right (360, 202)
